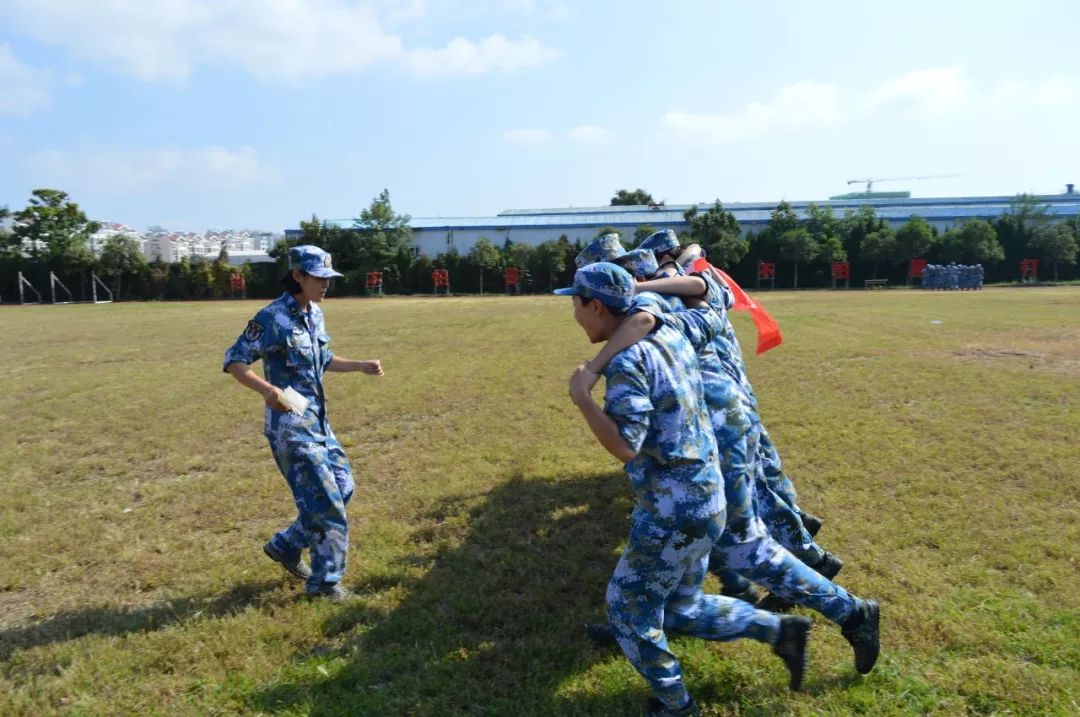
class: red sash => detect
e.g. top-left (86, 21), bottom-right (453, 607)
top-left (692, 258), bottom-right (783, 355)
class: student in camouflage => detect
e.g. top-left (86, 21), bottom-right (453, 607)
top-left (637, 231), bottom-right (838, 576)
top-left (560, 262), bottom-right (809, 717)
top-left (671, 245), bottom-right (834, 582)
top-left (223, 245), bottom-right (383, 601)
top-left (585, 245), bottom-right (880, 678)
top-left (575, 232), bottom-right (627, 268)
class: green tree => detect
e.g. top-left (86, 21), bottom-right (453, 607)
top-left (805, 203), bottom-right (845, 263)
top-left (594, 226), bottom-right (622, 241)
top-left (766, 201), bottom-right (801, 239)
top-left (210, 244), bottom-right (237, 297)
top-left (97, 234), bottom-right (149, 299)
top-left (533, 240), bottom-right (566, 291)
top-left (505, 241), bottom-right (537, 291)
top-left (894, 215), bottom-right (936, 262)
top-left (12, 189), bottom-right (98, 270)
top-left (839, 205), bottom-right (888, 266)
top-left (941, 220), bottom-right (1004, 263)
top-left (148, 258), bottom-right (169, 299)
top-left (326, 190), bottom-right (414, 280)
top-left (467, 237), bottom-right (502, 294)
top-left (1029, 222), bottom-right (1079, 280)
top-left (633, 224), bottom-right (656, 246)
top-left (610, 189), bottom-right (655, 206)
top-left (686, 200), bottom-right (747, 268)
top-left (860, 227), bottom-right (898, 279)
top-left (816, 233), bottom-right (847, 263)
top-left (778, 227), bottom-right (818, 289)
top-left (1001, 193), bottom-right (1052, 241)
top-left (0, 205), bottom-right (16, 258)
top-left (189, 255), bottom-right (215, 299)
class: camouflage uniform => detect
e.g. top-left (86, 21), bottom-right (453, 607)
top-left (223, 249), bottom-right (355, 594)
top-left (631, 271), bottom-right (858, 626)
top-left (558, 264), bottom-right (780, 712)
top-left (604, 311), bottom-right (781, 711)
top-left (696, 269), bottom-right (827, 568)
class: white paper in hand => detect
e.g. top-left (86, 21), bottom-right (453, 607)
top-left (281, 386), bottom-right (310, 415)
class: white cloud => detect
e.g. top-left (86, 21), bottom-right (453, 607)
top-left (501, 128), bottom-right (553, 144)
top-left (502, 0), bottom-right (569, 19)
top-left (1030, 76), bottom-right (1078, 107)
top-left (0, 1), bottom-right (556, 81)
top-left (568, 125), bottom-right (613, 144)
top-left (376, 0), bottom-right (429, 24)
top-left (662, 81), bottom-right (840, 143)
top-left (24, 146), bottom-right (281, 193)
top-left (0, 43), bottom-right (51, 115)
top-left (406, 34), bottom-right (558, 77)
top-left (867, 67), bottom-right (962, 114)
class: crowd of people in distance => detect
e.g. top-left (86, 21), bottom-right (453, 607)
top-left (922, 263), bottom-right (984, 290)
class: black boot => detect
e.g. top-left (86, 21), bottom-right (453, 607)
top-left (812, 551), bottom-right (843, 580)
top-left (799, 510), bottom-right (823, 537)
top-left (584, 622), bottom-right (617, 647)
top-left (756, 593), bottom-right (796, 612)
top-left (721, 584), bottom-right (763, 605)
top-left (772, 615), bottom-right (812, 691)
top-left (645, 697), bottom-right (700, 716)
top-left (841, 599), bottom-right (880, 674)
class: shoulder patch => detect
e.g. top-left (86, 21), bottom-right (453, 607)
top-left (243, 320), bottom-right (263, 341)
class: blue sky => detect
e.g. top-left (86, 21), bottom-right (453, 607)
top-left (2, 0), bottom-right (1078, 232)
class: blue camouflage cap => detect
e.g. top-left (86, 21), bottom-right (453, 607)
top-left (637, 228), bottom-right (680, 256)
top-left (617, 248), bottom-right (659, 280)
top-left (553, 262), bottom-right (634, 313)
top-left (288, 245), bottom-right (344, 278)
top-left (575, 233), bottom-right (626, 269)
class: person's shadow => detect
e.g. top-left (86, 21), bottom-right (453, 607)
top-left (251, 471), bottom-right (649, 716)
top-left (0, 580), bottom-right (284, 661)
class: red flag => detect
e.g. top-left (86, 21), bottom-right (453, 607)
top-left (691, 259), bottom-right (782, 354)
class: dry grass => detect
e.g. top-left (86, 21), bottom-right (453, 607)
top-left (1, 287), bottom-right (1078, 716)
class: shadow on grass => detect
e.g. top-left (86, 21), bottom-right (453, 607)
top-left (252, 472), bottom-right (649, 716)
top-left (251, 471), bottom-right (822, 716)
top-left (0, 580), bottom-right (282, 661)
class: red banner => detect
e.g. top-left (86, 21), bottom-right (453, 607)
top-left (692, 259), bottom-right (783, 355)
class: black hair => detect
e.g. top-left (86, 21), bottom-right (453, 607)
top-left (281, 269), bottom-right (308, 294)
top-left (579, 295), bottom-right (626, 315)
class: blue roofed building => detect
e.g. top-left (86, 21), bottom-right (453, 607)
top-left (288, 184), bottom-right (1080, 258)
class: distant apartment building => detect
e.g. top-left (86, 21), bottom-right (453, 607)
top-left (89, 222), bottom-right (142, 256)
top-left (142, 229), bottom-right (282, 263)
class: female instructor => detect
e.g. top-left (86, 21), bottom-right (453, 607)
top-left (223, 245), bottom-right (382, 601)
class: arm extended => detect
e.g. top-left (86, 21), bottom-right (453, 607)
top-left (326, 357), bottom-right (384, 375)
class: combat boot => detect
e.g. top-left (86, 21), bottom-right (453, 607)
top-left (263, 541), bottom-right (312, 580)
top-left (721, 584), bottom-right (763, 605)
top-left (771, 615), bottom-right (811, 690)
top-left (584, 622), bottom-right (618, 647)
top-left (813, 551), bottom-right (843, 580)
top-left (799, 510), bottom-right (823, 537)
top-left (755, 593), bottom-right (795, 612)
top-left (842, 599), bottom-right (880, 674)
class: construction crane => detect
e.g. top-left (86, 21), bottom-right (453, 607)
top-left (846, 174), bottom-right (960, 194)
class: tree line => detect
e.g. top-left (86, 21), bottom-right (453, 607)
top-left (2, 187), bottom-right (1077, 303)
top-left (633, 192), bottom-right (1078, 288)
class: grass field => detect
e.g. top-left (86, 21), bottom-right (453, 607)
top-left (1, 287), bottom-right (1078, 716)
